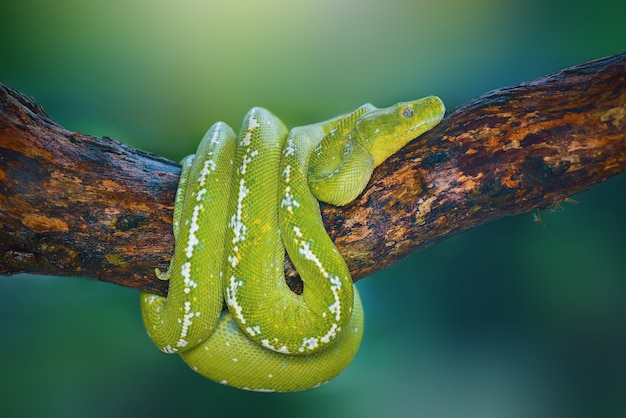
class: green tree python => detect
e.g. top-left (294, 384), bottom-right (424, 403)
top-left (140, 96), bottom-right (445, 392)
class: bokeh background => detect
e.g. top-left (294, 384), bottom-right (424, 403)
top-left (1, 1), bottom-right (625, 417)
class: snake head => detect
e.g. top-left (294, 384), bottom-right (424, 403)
top-left (356, 95), bottom-right (446, 167)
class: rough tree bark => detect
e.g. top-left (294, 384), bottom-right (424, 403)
top-left (1, 53), bottom-right (625, 296)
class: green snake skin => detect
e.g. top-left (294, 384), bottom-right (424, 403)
top-left (140, 96), bottom-right (445, 391)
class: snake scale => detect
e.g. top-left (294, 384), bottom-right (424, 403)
top-left (140, 96), bottom-right (445, 392)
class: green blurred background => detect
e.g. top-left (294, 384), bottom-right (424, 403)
top-left (1, 1), bottom-right (625, 417)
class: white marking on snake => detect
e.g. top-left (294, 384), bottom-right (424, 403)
top-left (327, 274), bottom-right (342, 321)
top-left (319, 323), bottom-right (340, 344)
top-left (195, 188), bottom-right (206, 201)
top-left (225, 275), bottom-right (246, 324)
top-left (181, 262), bottom-right (193, 294)
top-left (250, 388), bottom-right (276, 393)
top-left (230, 178), bottom-right (249, 244)
top-left (208, 126), bottom-right (221, 145)
top-left (282, 164), bottom-right (291, 182)
top-left (242, 132), bottom-right (252, 147)
top-left (186, 205), bottom-right (202, 258)
top-left (261, 339), bottom-right (291, 354)
top-left (183, 274), bottom-right (197, 294)
top-left (177, 300), bottom-right (198, 348)
top-left (198, 159), bottom-right (216, 187)
top-left (281, 187), bottom-right (300, 211)
top-left (246, 325), bottom-right (261, 336)
top-left (300, 337), bottom-right (319, 351)
top-left (162, 344), bottom-right (176, 354)
top-left (283, 141), bottom-right (295, 157)
top-left (241, 116), bottom-right (259, 146)
top-left (298, 242), bottom-right (329, 278)
top-left (240, 154), bottom-right (252, 175)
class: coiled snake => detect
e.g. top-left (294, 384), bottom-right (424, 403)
top-left (140, 96), bottom-right (445, 391)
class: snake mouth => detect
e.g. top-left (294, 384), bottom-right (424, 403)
top-left (407, 115), bottom-right (444, 135)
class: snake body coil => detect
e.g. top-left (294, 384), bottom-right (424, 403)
top-left (140, 96), bottom-right (445, 392)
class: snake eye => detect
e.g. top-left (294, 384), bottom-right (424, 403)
top-left (402, 107), bottom-right (414, 118)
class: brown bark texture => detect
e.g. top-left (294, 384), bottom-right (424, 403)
top-left (1, 53), bottom-right (625, 296)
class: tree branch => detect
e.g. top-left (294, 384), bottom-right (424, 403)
top-left (1, 53), bottom-right (625, 296)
